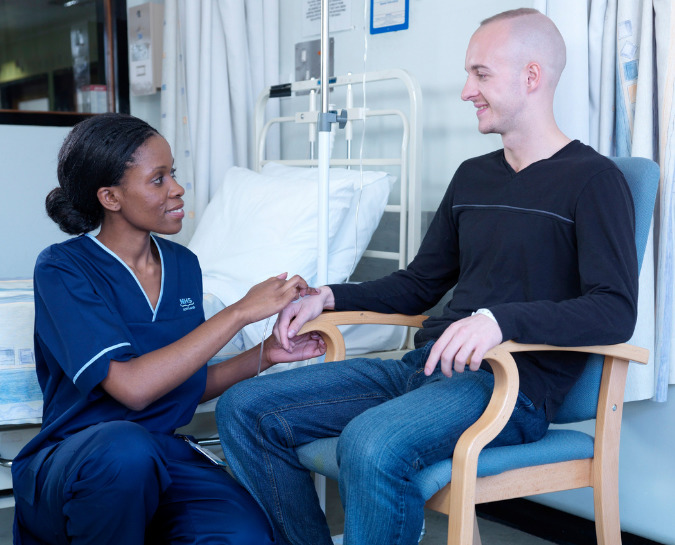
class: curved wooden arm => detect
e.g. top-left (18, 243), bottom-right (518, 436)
top-left (297, 311), bottom-right (428, 362)
top-left (497, 340), bottom-right (649, 364)
top-left (298, 312), bottom-right (649, 365)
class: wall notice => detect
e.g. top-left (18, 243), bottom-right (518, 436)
top-left (302, 0), bottom-right (352, 37)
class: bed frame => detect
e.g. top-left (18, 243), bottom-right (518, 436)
top-left (254, 69), bottom-right (423, 281)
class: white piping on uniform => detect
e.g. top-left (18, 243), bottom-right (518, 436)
top-left (85, 233), bottom-right (165, 322)
top-left (73, 342), bottom-right (131, 383)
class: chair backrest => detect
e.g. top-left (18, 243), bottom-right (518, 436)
top-left (553, 156), bottom-right (659, 424)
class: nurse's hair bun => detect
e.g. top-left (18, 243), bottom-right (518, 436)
top-left (45, 186), bottom-right (101, 235)
top-left (48, 113), bottom-right (159, 235)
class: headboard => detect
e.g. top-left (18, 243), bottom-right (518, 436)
top-left (254, 69), bottom-right (423, 275)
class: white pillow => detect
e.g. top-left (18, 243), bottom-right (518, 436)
top-left (260, 162), bottom-right (392, 283)
top-left (189, 164), bottom-right (391, 350)
top-left (190, 165), bottom-right (353, 292)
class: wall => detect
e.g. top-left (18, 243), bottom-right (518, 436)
top-left (126, 0), bottom-right (164, 129)
top-left (540, 387), bottom-right (675, 544)
top-left (279, 0), bottom-right (518, 212)
top-left (0, 124), bottom-right (70, 278)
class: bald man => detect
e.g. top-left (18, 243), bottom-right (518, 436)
top-left (217, 9), bottom-right (638, 545)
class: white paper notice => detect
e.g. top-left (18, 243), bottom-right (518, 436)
top-left (302, 0), bottom-right (353, 37)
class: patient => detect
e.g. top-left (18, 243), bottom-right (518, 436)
top-left (216, 9), bottom-right (639, 545)
top-left (11, 113), bottom-right (325, 545)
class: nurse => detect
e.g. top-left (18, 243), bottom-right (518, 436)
top-left (11, 113), bottom-right (324, 545)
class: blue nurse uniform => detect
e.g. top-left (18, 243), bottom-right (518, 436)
top-left (12, 234), bottom-right (274, 545)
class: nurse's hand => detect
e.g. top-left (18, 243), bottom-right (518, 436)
top-left (263, 331), bottom-right (326, 365)
top-left (237, 273), bottom-right (318, 324)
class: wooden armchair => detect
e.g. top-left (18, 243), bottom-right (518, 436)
top-left (296, 312), bottom-right (648, 545)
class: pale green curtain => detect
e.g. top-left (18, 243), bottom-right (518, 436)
top-left (160, 0), bottom-right (280, 245)
top-left (535, 0), bottom-right (675, 401)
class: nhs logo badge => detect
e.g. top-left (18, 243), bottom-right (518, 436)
top-left (179, 297), bottom-right (196, 311)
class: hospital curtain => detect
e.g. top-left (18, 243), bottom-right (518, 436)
top-left (535, 0), bottom-right (675, 401)
top-left (160, 0), bottom-right (280, 245)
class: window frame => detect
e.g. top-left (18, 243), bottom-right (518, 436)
top-left (0, 0), bottom-right (129, 127)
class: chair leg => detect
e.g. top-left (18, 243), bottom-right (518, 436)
top-left (594, 480), bottom-right (622, 545)
top-left (473, 511), bottom-right (482, 545)
top-left (445, 508), bottom-right (481, 545)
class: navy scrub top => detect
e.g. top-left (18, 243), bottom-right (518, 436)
top-left (13, 234), bottom-right (206, 505)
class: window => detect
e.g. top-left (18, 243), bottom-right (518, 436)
top-left (0, 0), bottom-right (129, 126)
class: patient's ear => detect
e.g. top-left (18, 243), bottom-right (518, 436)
top-left (525, 62), bottom-right (542, 92)
top-left (97, 186), bottom-right (121, 212)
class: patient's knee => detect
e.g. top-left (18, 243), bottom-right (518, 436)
top-left (337, 413), bottom-right (403, 476)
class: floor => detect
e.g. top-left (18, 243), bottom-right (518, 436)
top-left (323, 478), bottom-right (556, 545)
top-left (0, 475), bottom-right (556, 545)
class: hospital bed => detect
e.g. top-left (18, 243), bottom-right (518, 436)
top-left (0, 69), bottom-right (424, 506)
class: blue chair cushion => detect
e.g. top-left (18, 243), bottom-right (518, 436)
top-left (296, 429), bottom-right (594, 500)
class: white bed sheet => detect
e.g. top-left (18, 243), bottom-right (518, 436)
top-left (0, 286), bottom-right (406, 426)
top-left (0, 279), bottom-right (41, 426)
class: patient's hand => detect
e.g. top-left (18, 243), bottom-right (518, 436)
top-left (264, 331), bottom-right (326, 365)
top-left (273, 286), bottom-right (335, 352)
top-left (238, 273), bottom-right (318, 324)
top-left (424, 314), bottom-right (503, 377)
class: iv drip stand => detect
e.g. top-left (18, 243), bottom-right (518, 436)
top-left (314, 0), bottom-right (347, 513)
top-left (317, 0), bottom-right (347, 286)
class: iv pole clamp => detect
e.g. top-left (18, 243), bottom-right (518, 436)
top-left (318, 109), bottom-right (349, 132)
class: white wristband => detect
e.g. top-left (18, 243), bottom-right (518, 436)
top-left (472, 308), bottom-right (497, 323)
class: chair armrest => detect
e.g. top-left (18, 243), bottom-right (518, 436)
top-left (497, 340), bottom-right (649, 364)
top-left (453, 340), bottom-right (647, 460)
top-left (297, 311), bottom-right (428, 362)
top-left (298, 311), bottom-right (648, 452)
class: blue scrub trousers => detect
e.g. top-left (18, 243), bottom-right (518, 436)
top-left (14, 421), bottom-right (274, 545)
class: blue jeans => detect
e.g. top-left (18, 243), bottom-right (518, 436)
top-left (216, 342), bottom-right (549, 545)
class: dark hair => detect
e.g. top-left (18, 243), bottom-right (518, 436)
top-left (46, 113), bottom-right (159, 235)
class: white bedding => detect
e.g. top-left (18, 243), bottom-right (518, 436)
top-left (0, 279), bottom-right (41, 426)
top-left (189, 162), bottom-right (395, 351)
top-left (0, 286), bottom-right (405, 426)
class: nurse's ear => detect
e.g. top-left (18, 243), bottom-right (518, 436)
top-left (97, 186), bottom-right (122, 212)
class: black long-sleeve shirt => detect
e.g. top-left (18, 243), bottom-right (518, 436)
top-left (330, 141), bottom-right (638, 419)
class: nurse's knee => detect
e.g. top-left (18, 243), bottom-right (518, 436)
top-left (223, 516), bottom-right (275, 545)
top-left (77, 421), bottom-right (165, 490)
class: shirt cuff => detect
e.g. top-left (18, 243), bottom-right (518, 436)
top-left (472, 308), bottom-right (497, 323)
